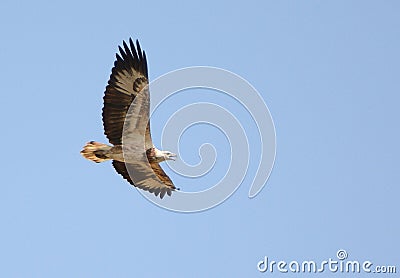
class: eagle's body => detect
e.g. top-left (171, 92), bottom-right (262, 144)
top-left (81, 39), bottom-right (177, 199)
top-left (82, 142), bottom-right (174, 164)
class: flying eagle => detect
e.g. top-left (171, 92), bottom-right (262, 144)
top-left (81, 39), bottom-right (177, 199)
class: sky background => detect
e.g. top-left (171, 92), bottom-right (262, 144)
top-left (1, 0), bottom-right (399, 277)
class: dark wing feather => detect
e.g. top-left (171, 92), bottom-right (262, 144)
top-left (104, 39), bottom-right (176, 197)
top-left (112, 160), bottom-right (176, 199)
top-left (102, 38), bottom-right (151, 146)
top-left (150, 163), bottom-right (176, 198)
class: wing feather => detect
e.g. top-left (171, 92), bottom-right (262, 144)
top-left (102, 39), bottom-right (176, 197)
top-left (102, 39), bottom-right (150, 146)
top-left (112, 160), bottom-right (176, 199)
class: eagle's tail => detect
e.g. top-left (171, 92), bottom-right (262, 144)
top-left (80, 141), bottom-right (112, 163)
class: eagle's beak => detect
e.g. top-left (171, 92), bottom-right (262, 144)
top-left (169, 153), bottom-right (177, 161)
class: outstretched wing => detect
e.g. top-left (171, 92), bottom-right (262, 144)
top-left (112, 160), bottom-right (176, 199)
top-left (103, 39), bottom-right (176, 197)
top-left (102, 38), bottom-right (152, 148)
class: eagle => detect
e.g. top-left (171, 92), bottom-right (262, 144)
top-left (81, 39), bottom-right (177, 199)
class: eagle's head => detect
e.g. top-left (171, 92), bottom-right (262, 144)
top-left (162, 150), bottom-right (177, 161)
top-left (154, 148), bottom-right (177, 162)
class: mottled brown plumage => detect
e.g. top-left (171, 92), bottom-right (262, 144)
top-left (81, 39), bottom-right (177, 198)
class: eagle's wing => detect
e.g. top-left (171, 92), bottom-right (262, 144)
top-left (112, 160), bottom-right (176, 199)
top-left (103, 39), bottom-right (175, 198)
top-left (102, 38), bottom-right (152, 148)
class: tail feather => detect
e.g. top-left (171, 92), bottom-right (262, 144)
top-left (81, 141), bottom-right (112, 163)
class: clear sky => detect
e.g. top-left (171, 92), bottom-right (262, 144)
top-left (1, 0), bottom-right (399, 277)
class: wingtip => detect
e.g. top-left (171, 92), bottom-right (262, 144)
top-left (159, 189), bottom-right (166, 199)
top-left (122, 40), bottom-right (129, 51)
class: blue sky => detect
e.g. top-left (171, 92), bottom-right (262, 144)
top-left (1, 0), bottom-right (399, 277)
